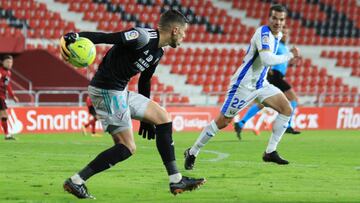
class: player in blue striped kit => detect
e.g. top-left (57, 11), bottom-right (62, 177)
top-left (184, 4), bottom-right (300, 169)
top-left (234, 26), bottom-right (301, 140)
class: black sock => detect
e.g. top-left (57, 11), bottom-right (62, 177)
top-left (155, 122), bottom-right (179, 175)
top-left (78, 143), bottom-right (132, 181)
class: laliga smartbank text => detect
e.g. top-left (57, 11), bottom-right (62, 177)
top-left (26, 110), bottom-right (89, 130)
top-left (170, 112), bottom-right (211, 131)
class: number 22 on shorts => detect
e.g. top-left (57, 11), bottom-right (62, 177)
top-left (231, 98), bottom-right (246, 109)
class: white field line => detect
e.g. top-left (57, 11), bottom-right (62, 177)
top-left (0, 143), bottom-right (230, 163)
top-left (202, 150), bottom-right (230, 162)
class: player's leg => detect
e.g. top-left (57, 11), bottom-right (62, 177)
top-left (270, 72), bottom-right (301, 135)
top-left (260, 85), bottom-right (292, 164)
top-left (234, 102), bottom-right (264, 140)
top-left (130, 92), bottom-right (205, 194)
top-left (283, 88), bottom-right (301, 134)
top-left (185, 88), bottom-right (256, 170)
top-left (64, 87), bottom-right (134, 199)
top-left (252, 108), bottom-right (268, 135)
top-left (65, 128), bottom-right (134, 199)
top-left (0, 99), bottom-right (14, 140)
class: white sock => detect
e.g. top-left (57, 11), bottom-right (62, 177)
top-left (234, 115), bottom-right (240, 122)
top-left (190, 120), bottom-right (219, 156)
top-left (70, 174), bottom-right (85, 185)
top-left (169, 173), bottom-right (182, 183)
top-left (5, 134), bottom-right (12, 138)
top-left (266, 114), bottom-right (290, 153)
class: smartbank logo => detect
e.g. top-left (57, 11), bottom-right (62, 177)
top-left (7, 109), bottom-right (99, 133)
top-left (8, 108), bottom-right (23, 134)
top-left (170, 112), bottom-right (211, 132)
top-left (26, 110), bottom-right (90, 131)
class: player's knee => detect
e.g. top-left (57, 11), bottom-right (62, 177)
top-left (282, 105), bottom-right (292, 116)
top-left (128, 143), bottom-right (136, 154)
top-left (112, 137), bottom-right (136, 154)
top-left (215, 115), bottom-right (231, 129)
top-left (157, 110), bottom-right (171, 124)
top-left (121, 142), bottom-right (136, 154)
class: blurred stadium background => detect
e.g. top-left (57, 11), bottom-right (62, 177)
top-left (1, 0), bottom-right (359, 134)
top-left (0, 0), bottom-right (360, 202)
top-left (0, 0), bottom-right (359, 106)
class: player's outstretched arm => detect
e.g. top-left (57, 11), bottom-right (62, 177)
top-left (78, 32), bottom-right (127, 44)
top-left (259, 50), bottom-right (294, 66)
top-left (79, 28), bottom-right (150, 47)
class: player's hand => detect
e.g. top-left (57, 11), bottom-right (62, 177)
top-left (289, 57), bottom-right (302, 66)
top-left (138, 122), bottom-right (156, 140)
top-left (290, 46), bottom-right (300, 58)
top-left (60, 32), bottom-right (78, 61)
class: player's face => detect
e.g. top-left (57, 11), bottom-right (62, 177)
top-left (169, 24), bottom-right (188, 48)
top-left (281, 28), bottom-right (289, 42)
top-left (269, 11), bottom-right (286, 35)
top-left (2, 59), bottom-right (13, 69)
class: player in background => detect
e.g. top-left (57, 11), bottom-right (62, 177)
top-left (184, 4), bottom-right (300, 170)
top-left (60, 10), bottom-right (205, 199)
top-left (0, 55), bottom-right (19, 140)
top-left (234, 26), bottom-right (301, 140)
top-left (81, 95), bottom-right (101, 137)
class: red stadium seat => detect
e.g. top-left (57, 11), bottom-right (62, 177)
top-left (180, 96), bottom-right (190, 103)
top-left (341, 95), bottom-right (350, 104)
top-left (320, 50), bottom-right (328, 58)
top-left (324, 95), bottom-right (333, 104)
top-left (319, 68), bottom-right (327, 77)
top-left (165, 86), bottom-right (174, 93)
top-left (334, 78), bottom-right (343, 86)
top-left (203, 85), bottom-right (210, 93)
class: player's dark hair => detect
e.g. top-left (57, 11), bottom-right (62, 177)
top-left (3, 55), bottom-right (13, 60)
top-left (159, 10), bottom-right (188, 31)
top-left (269, 4), bottom-right (287, 16)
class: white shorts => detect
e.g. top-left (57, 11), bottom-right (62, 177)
top-left (88, 86), bottom-right (150, 134)
top-left (220, 84), bottom-right (282, 118)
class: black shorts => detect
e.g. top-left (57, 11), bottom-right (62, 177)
top-left (0, 98), bottom-right (7, 110)
top-left (88, 106), bottom-right (96, 117)
top-left (267, 70), bottom-right (291, 92)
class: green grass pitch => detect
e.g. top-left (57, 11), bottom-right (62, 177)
top-left (1, 130), bottom-right (359, 203)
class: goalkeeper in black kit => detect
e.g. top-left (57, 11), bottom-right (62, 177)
top-left (60, 10), bottom-right (205, 199)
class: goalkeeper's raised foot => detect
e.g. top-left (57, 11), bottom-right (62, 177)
top-left (170, 176), bottom-right (206, 195)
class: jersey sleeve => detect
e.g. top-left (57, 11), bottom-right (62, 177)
top-left (121, 28), bottom-right (150, 49)
top-left (138, 65), bottom-right (156, 98)
top-left (78, 27), bottom-right (149, 50)
top-left (254, 26), bottom-right (271, 52)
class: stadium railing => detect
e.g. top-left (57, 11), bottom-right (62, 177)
top-left (12, 90), bottom-right (360, 107)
